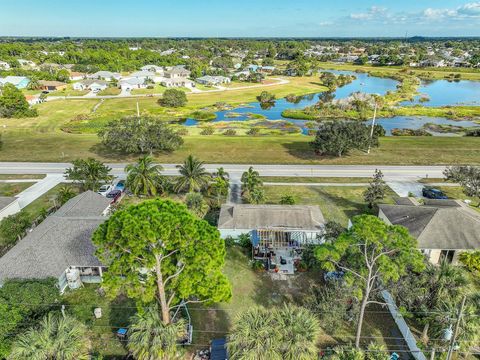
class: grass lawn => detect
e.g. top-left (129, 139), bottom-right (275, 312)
top-left (435, 185), bottom-right (480, 207)
top-left (0, 182), bottom-right (35, 196)
top-left (46, 83), bottom-right (90, 97)
top-left (97, 87), bottom-right (122, 96)
top-left (261, 176), bottom-right (372, 183)
top-left (22, 183), bottom-right (80, 218)
top-left (0, 174), bottom-right (45, 180)
top-left (191, 247), bottom-right (405, 352)
top-left (0, 131), bottom-right (479, 165)
top-left (62, 284), bottom-right (136, 358)
top-left (263, 185), bottom-right (397, 226)
top-left (130, 83), bottom-right (167, 95)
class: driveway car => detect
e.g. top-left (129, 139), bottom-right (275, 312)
top-left (106, 190), bottom-right (122, 203)
top-left (422, 187), bottom-right (448, 199)
top-left (97, 184), bottom-right (113, 196)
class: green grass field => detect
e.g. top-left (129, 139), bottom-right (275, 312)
top-left (0, 174), bottom-right (45, 180)
top-left (263, 185), bottom-right (397, 225)
top-left (0, 182), bottom-right (35, 196)
top-left (261, 176), bottom-right (372, 183)
top-left (0, 131), bottom-right (479, 164)
top-left (22, 183), bottom-right (80, 218)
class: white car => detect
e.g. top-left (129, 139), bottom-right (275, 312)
top-left (97, 184), bottom-right (114, 196)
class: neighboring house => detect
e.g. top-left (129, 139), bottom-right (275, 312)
top-left (128, 70), bottom-right (156, 82)
top-left (218, 204), bottom-right (325, 274)
top-left (38, 80), bottom-right (67, 91)
top-left (164, 66), bottom-right (191, 79)
top-left (25, 95), bottom-right (41, 105)
top-left (161, 77), bottom-right (195, 88)
top-left (0, 76), bottom-right (30, 89)
top-left (0, 196), bottom-right (21, 221)
top-left (0, 61), bottom-right (10, 70)
top-left (141, 64), bottom-right (164, 74)
top-left (196, 75), bottom-right (231, 86)
top-left (73, 79), bottom-right (108, 91)
top-left (378, 198), bottom-right (480, 265)
top-left (69, 71), bottom-right (86, 81)
top-left (118, 77), bottom-right (146, 90)
top-left (87, 71), bottom-right (121, 81)
top-left (260, 66), bottom-right (275, 73)
top-left (234, 70), bottom-right (250, 79)
top-left (0, 191), bottom-right (112, 292)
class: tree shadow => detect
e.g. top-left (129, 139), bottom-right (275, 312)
top-left (281, 140), bottom-right (319, 160)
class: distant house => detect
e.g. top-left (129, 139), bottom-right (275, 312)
top-left (140, 64), bottom-right (164, 74)
top-left (260, 66), bottom-right (275, 73)
top-left (25, 94), bottom-right (41, 105)
top-left (247, 64), bottom-right (260, 72)
top-left (87, 71), bottom-right (121, 81)
top-left (0, 196), bottom-right (21, 221)
top-left (161, 77), bottom-right (195, 88)
top-left (128, 70), bottom-right (156, 81)
top-left (0, 191), bottom-right (111, 292)
top-left (164, 66), bottom-right (191, 79)
top-left (118, 77), bottom-right (146, 90)
top-left (0, 61), bottom-right (10, 70)
top-left (218, 204), bottom-right (325, 274)
top-left (38, 80), bottom-right (67, 91)
top-left (69, 71), bottom-right (86, 81)
top-left (17, 59), bottom-right (36, 68)
top-left (73, 79), bottom-right (108, 91)
top-left (196, 75), bottom-right (231, 86)
top-left (0, 76), bottom-right (30, 89)
top-left (233, 70), bottom-right (250, 79)
top-left (378, 198), bottom-right (480, 265)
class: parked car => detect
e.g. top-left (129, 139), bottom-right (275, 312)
top-left (422, 186), bottom-right (448, 199)
top-left (114, 180), bottom-right (125, 192)
top-left (98, 184), bottom-right (113, 196)
top-left (106, 190), bottom-right (122, 203)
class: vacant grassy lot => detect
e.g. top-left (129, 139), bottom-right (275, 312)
top-left (191, 247), bottom-right (404, 352)
top-left (0, 182), bottom-right (35, 196)
top-left (0, 174), bottom-right (45, 180)
top-left (261, 176), bottom-right (372, 183)
top-left (263, 185), bottom-right (397, 226)
top-left (0, 131), bottom-right (479, 165)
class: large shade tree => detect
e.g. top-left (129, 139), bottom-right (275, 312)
top-left (174, 155), bottom-right (211, 193)
top-left (8, 314), bottom-right (90, 360)
top-left (315, 215), bottom-right (425, 348)
top-left (93, 199), bottom-right (231, 324)
top-left (127, 306), bottom-right (187, 360)
top-left (125, 155), bottom-right (165, 196)
top-left (228, 304), bottom-right (321, 360)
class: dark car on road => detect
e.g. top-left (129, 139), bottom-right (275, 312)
top-left (106, 190), bottom-right (122, 203)
top-left (422, 187), bottom-right (448, 199)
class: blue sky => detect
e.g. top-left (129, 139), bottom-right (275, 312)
top-left (1, 0), bottom-right (480, 37)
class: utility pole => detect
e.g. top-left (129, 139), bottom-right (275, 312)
top-left (367, 102), bottom-right (378, 154)
top-left (446, 295), bottom-right (467, 360)
top-left (136, 101), bottom-right (140, 117)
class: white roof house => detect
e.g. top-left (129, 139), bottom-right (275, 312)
top-left (141, 64), bottom-right (164, 74)
top-left (196, 75), bottom-right (231, 86)
top-left (0, 76), bottom-right (30, 89)
top-left (87, 71), bottom-right (121, 81)
top-left (73, 79), bottom-right (108, 91)
top-left (118, 77), bottom-right (146, 90)
top-left (0, 61), bottom-right (10, 70)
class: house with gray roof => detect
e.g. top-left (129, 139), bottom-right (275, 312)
top-left (87, 71), bottom-right (121, 81)
top-left (0, 191), bottom-right (111, 292)
top-left (218, 204), bottom-right (325, 274)
top-left (141, 64), bottom-right (164, 74)
top-left (73, 79), bottom-right (108, 91)
top-left (196, 75), bottom-right (231, 86)
top-left (378, 199), bottom-right (480, 265)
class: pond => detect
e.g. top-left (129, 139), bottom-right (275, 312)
top-left (401, 79), bottom-right (480, 107)
top-left (181, 70), bottom-right (480, 136)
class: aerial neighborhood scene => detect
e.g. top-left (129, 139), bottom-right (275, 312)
top-left (1, 1), bottom-right (480, 359)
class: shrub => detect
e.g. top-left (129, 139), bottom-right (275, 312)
top-left (200, 126), bottom-right (215, 135)
top-left (238, 233), bottom-right (252, 249)
top-left (0, 211), bottom-right (32, 249)
top-left (279, 194), bottom-right (296, 205)
top-left (246, 127), bottom-right (260, 136)
top-left (223, 129), bottom-right (237, 136)
top-left (459, 251), bottom-right (480, 273)
top-left (224, 236), bottom-right (235, 247)
top-left (251, 260), bottom-right (265, 271)
top-left (465, 128), bottom-right (480, 137)
top-left (176, 128), bottom-right (189, 136)
top-left (158, 89), bottom-right (187, 107)
top-left (189, 110), bottom-right (216, 121)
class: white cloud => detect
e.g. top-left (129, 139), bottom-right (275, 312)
top-left (350, 6), bottom-right (387, 20)
top-left (457, 2), bottom-right (480, 16)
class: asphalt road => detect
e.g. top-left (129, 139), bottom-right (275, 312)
top-left (0, 162), bottom-right (447, 180)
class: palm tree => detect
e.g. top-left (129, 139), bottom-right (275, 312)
top-left (56, 185), bottom-right (77, 206)
top-left (125, 155), bottom-right (164, 196)
top-left (127, 306), bottom-right (186, 360)
top-left (9, 313), bottom-right (90, 360)
top-left (174, 155), bottom-right (210, 193)
top-left (213, 167), bottom-right (229, 181)
top-left (228, 304), bottom-right (320, 360)
top-left (241, 166), bottom-right (262, 196)
top-left (247, 187), bottom-right (265, 204)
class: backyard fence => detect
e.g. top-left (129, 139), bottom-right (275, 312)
top-left (381, 290), bottom-right (427, 360)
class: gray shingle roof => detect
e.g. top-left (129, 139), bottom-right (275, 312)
top-left (0, 191), bottom-right (110, 282)
top-left (379, 202), bottom-right (480, 250)
top-left (0, 196), bottom-right (17, 210)
top-left (218, 204), bottom-right (325, 231)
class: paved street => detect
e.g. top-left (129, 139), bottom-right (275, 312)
top-left (0, 162), bottom-right (447, 180)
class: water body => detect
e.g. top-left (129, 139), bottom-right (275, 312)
top-left (401, 79), bottom-right (480, 107)
top-left (181, 70), bottom-right (480, 135)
